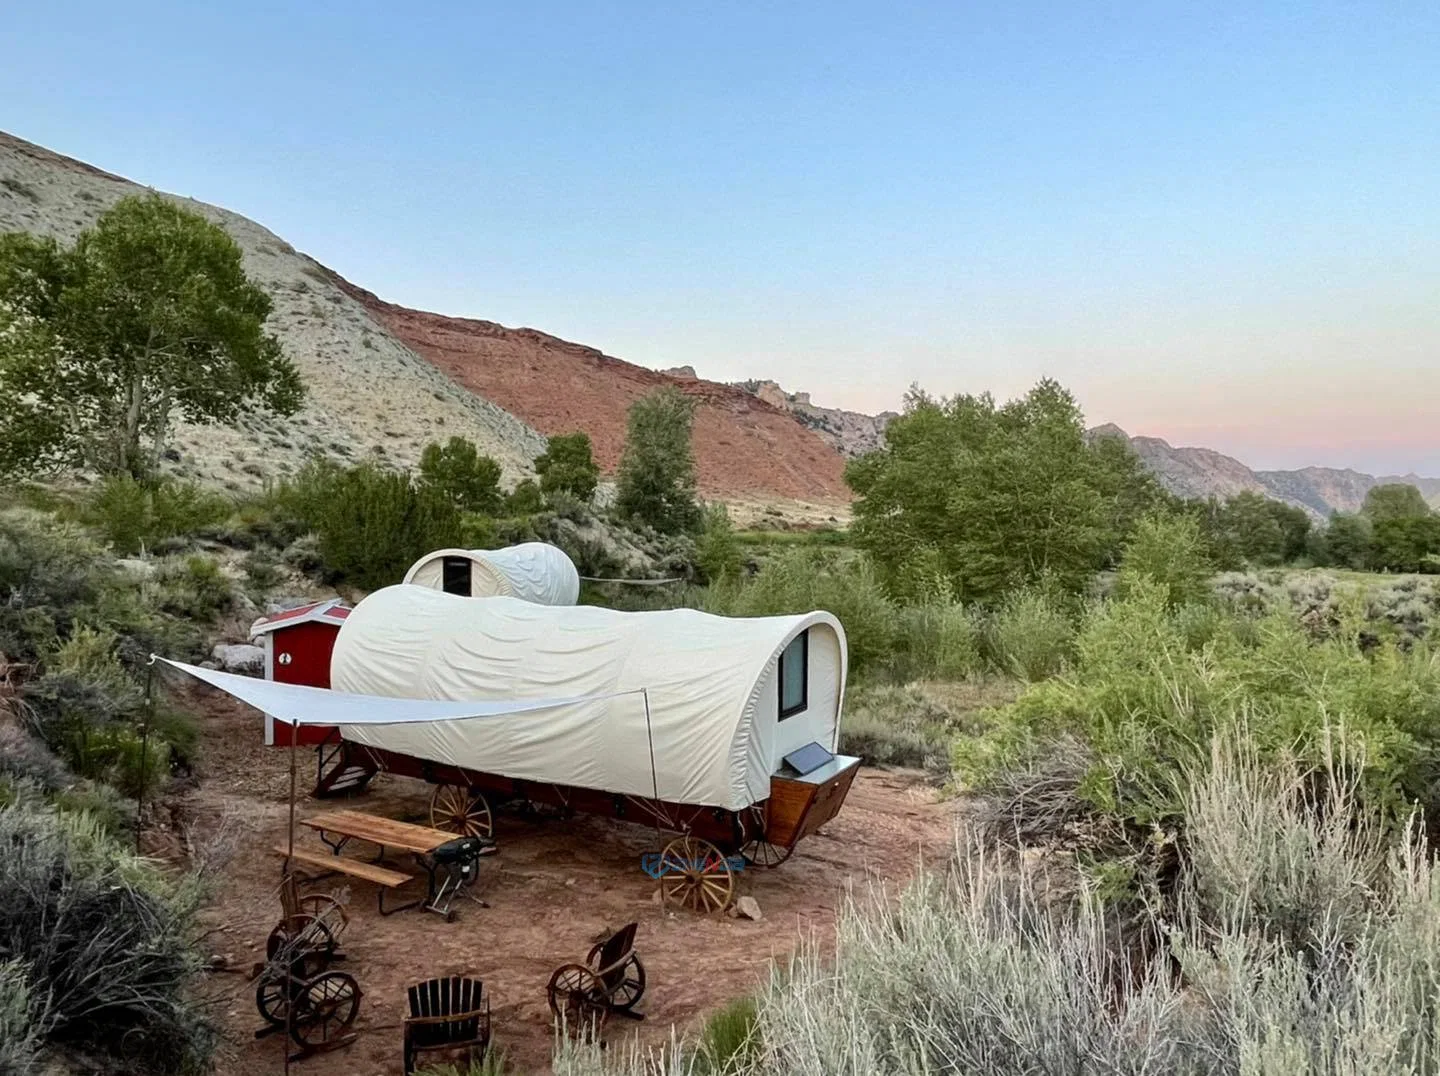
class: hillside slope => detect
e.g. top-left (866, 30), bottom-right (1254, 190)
top-left (0, 131), bottom-right (548, 489)
top-left (341, 285), bottom-right (849, 502)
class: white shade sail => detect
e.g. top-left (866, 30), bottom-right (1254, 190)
top-left (154, 657), bottom-right (629, 726)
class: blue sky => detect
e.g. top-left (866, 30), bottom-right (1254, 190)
top-left (5, 2), bottom-right (1438, 473)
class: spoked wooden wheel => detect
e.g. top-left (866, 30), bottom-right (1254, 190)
top-left (659, 836), bottom-right (734, 914)
top-left (740, 836), bottom-right (793, 869)
top-left (254, 953), bottom-right (329, 1027)
top-left (608, 954), bottom-right (646, 1012)
top-left (547, 963), bottom-right (607, 1037)
top-left (289, 971), bottom-right (362, 1051)
top-left (430, 784), bottom-right (494, 838)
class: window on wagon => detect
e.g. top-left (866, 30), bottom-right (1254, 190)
top-left (778, 631), bottom-right (808, 719)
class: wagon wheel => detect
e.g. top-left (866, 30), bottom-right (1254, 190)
top-left (266, 914), bottom-right (338, 963)
top-left (547, 963), bottom-right (608, 1037)
top-left (608, 954), bottom-right (646, 1012)
top-left (659, 836), bottom-right (734, 914)
top-left (254, 951), bottom-right (329, 1028)
top-left (289, 971), bottom-right (362, 1051)
top-left (255, 973), bottom-right (292, 1028)
top-left (740, 836), bottom-right (794, 869)
top-left (430, 784), bottom-right (494, 838)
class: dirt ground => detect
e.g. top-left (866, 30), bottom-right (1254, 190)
top-left (166, 687), bottom-right (960, 1076)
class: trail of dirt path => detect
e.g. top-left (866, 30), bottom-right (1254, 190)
top-left (174, 689), bottom-right (958, 1075)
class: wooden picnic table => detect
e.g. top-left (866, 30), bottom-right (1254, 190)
top-left (299, 809), bottom-right (470, 914)
top-left (302, 809), bottom-right (457, 857)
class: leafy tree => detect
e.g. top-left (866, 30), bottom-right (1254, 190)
top-left (418, 436), bottom-right (503, 514)
top-left (1114, 511), bottom-right (1213, 608)
top-left (504, 479), bottom-right (544, 516)
top-left (1362, 483), bottom-right (1432, 522)
top-left (286, 460), bottom-right (461, 589)
top-left (847, 380), bottom-right (1158, 604)
top-left (1320, 512), bottom-right (1373, 570)
top-left (535, 432), bottom-right (600, 501)
top-left (0, 194), bottom-right (302, 478)
top-left (696, 502), bottom-right (742, 583)
top-left (615, 387), bottom-right (702, 535)
top-left (1371, 515), bottom-right (1440, 573)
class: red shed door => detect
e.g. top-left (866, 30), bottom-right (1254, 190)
top-left (265, 621), bottom-right (343, 747)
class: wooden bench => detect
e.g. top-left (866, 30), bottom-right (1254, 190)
top-left (272, 846), bottom-right (418, 915)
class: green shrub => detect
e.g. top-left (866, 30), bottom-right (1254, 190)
top-left (695, 996), bottom-right (760, 1072)
top-left (419, 436), bottom-right (504, 514)
top-left (155, 555), bottom-right (234, 621)
top-left (696, 503), bottom-right (742, 583)
top-left (840, 684), bottom-right (987, 774)
top-left (709, 551), bottom-right (897, 678)
top-left (0, 725), bottom-right (73, 792)
top-left (893, 603), bottom-right (983, 681)
top-left (982, 589), bottom-right (1073, 680)
top-left (240, 547), bottom-right (285, 595)
top-left (505, 478), bottom-right (544, 516)
top-left (1114, 511), bottom-right (1212, 609)
top-left (52, 779), bottom-right (136, 836)
top-left (75, 475), bottom-right (232, 555)
top-left (535, 431), bottom-right (601, 502)
top-left (960, 580), bottom-right (1440, 876)
top-left (0, 804), bottom-right (213, 1072)
top-left (277, 460), bottom-right (463, 589)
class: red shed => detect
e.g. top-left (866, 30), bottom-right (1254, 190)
top-left (248, 599), bottom-right (352, 746)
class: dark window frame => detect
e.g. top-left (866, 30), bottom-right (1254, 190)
top-left (778, 630), bottom-right (809, 720)
top-left (441, 556), bottom-right (472, 596)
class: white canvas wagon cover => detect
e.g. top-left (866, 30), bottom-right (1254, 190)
top-left (330, 585), bottom-right (847, 810)
top-left (403, 543), bottom-right (580, 605)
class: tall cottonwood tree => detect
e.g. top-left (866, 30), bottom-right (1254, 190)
top-left (846, 379), bottom-right (1159, 603)
top-left (0, 194), bottom-right (302, 479)
top-left (615, 387), bottom-right (702, 534)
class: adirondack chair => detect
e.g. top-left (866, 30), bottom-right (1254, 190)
top-left (546, 922), bottom-right (645, 1035)
top-left (402, 976), bottom-right (491, 1074)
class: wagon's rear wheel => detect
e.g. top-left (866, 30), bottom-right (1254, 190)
top-left (289, 971), bottom-right (361, 1051)
top-left (430, 784), bottom-right (494, 838)
top-left (659, 836), bottom-right (734, 914)
top-left (547, 963), bottom-right (608, 1038)
top-left (740, 836), bottom-right (793, 869)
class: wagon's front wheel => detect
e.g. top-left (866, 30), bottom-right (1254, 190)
top-left (430, 784), bottom-right (493, 838)
top-left (659, 836), bottom-right (734, 914)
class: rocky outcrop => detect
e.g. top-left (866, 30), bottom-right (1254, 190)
top-left (1093, 425), bottom-right (1440, 519)
top-left (732, 380), bottom-right (896, 460)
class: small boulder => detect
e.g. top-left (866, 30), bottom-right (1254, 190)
top-left (199, 660), bottom-right (220, 671)
top-left (650, 888), bottom-right (663, 905)
top-left (734, 895), bottom-right (762, 921)
top-left (211, 643), bottom-right (265, 676)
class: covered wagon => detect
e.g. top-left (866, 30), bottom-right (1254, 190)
top-left (177, 584), bottom-right (860, 911)
top-left (402, 543), bottom-right (580, 605)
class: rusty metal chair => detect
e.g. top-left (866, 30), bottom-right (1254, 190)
top-left (546, 922), bottom-right (645, 1036)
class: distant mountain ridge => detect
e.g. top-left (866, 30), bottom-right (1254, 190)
top-left (1089, 424), bottom-right (1440, 519)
